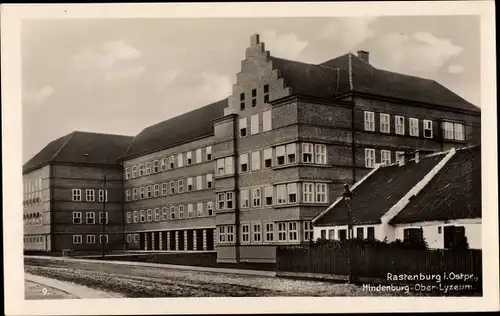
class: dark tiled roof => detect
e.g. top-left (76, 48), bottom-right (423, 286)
top-left (270, 56), bottom-right (346, 99)
top-left (320, 53), bottom-right (480, 112)
top-left (122, 98), bottom-right (228, 159)
top-left (314, 153), bottom-right (447, 226)
top-left (390, 146), bottom-right (481, 224)
top-left (23, 131), bottom-right (134, 174)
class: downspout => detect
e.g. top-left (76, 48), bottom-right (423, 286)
top-left (121, 165), bottom-right (127, 253)
top-left (232, 114), bottom-right (241, 263)
top-left (348, 53), bottom-right (356, 184)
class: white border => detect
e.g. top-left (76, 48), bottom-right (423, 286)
top-left (2, 1), bottom-right (498, 315)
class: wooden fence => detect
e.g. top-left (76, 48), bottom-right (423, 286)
top-left (276, 245), bottom-right (482, 286)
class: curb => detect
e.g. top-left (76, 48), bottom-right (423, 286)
top-left (25, 273), bottom-right (124, 299)
top-left (26, 255), bottom-right (277, 277)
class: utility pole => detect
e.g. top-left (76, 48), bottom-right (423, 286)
top-left (101, 175), bottom-right (107, 260)
top-left (343, 183), bottom-right (353, 284)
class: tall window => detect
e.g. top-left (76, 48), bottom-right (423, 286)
top-left (178, 179), bottom-right (184, 193)
top-left (217, 193), bottom-right (225, 210)
top-left (276, 184), bottom-right (287, 204)
top-left (287, 183), bottom-right (297, 203)
top-left (263, 148), bottom-right (272, 168)
top-left (162, 207), bottom-right (168, 220)
top-left (170, 206), bottom-right (176, 220)
top-left (251, 88), bottom-right (257, 107)
top-left (252, 223), bottom-right (262, 242)
top-left (304, 221), bottom-right (314, 241)
top-left (264, 186), bottom-right (273, 206)
top-left (240, 153), bottom-right (249, 173)
top-left (73, 212), bottom-right (82, 224)
top-left (145, 162), bottom-right (152, 175)
top-left (265, 223), bottom-right (274, 242)
top-left (443, 121), bottom-right (454, 139)
top-left (240, 189), bottom-right (249, 209)
top-left (286, 143), bottom-right (297, 164)
top-left (423, 120), bottom-right (433, 138)
top-left (227, 226), bottom-right (235, 242)
top-left (197, 202), bottom-right (204, 217)
top-left (87, 235), bottom-right (96, 244)
top-left (187, 178), bottom-right (193, 191)
top-left (239, 117), bottom-right (248, 137)
top-left (364, 111), bottom-right (375, 131)
top-left (125, 168), bottom-right (130, 180)
top-left (263, 110), bottom-right (272, 132)
top-left (251, 151), bottom-right (261, 171)
top-left (154, 184), bottom-right (160, 197)
top-left (169, 156), bottom-right (175, 169)
top-left (365, 148), bottom-right (376, 168)
top-left (454, 123), bottom-right (465, 141)
top-left (315, 183), bottom-right (327, 203)
top-left (315, 144), bottom-right (326, 164)
top-left (288, 222), bottom-right (298, 241)
top-left (170, 181), bottom-right (176, 194)
top-left (218, 226), bottom-right (226, 243)
top-left (381, 150), bottom-right (391, 165)
top-left (226, 192), bottom-right (234, 209)
top-left (240, 92), bottom-right (245, 111)
top-left (153, 160), bottom-right (159, 173)
top-left (160, 158), bottom-right (167, 171)
top-left (263, 84), bottom-right (270, 103)
top-left (206, 173), bottom-right (213, 189)
top-left (380, 113), bottom-right (390, 133)
top-left (125, 189), bottom-right (131, 202)
top-left (147, 185), bottom-right (152, 198)
top-left (367, 227), bottom-right (375, 240)
top-left (278, 223), bottom-right (287, 241)
top-left (206, 146), bottom-right (212, 160)
top-left (133, 211), bottom-right (138, 223)
top-left (72, 189), bottom-right (82, 202)
top-left (357, 227), bottom-right (364, 239)
top-left (251, 114), bottom-right (259, 135)
top-left (395, 116), bottom-right (405, 135)
top-left (241, 224), bottom-right (250, 243)
top-left (139, 187), bottom-right (145, 199)
top-left (86, 189), bottom-right (95, 202)
top-left (99, 212), bottom-right (108, 224)
top-left (196, 149), bottom-right (202, 164)
top-left (302, 143), bottom-right (313, 163)
top-left (131, 166), bottom-right (138, 178)
top-left (98, 189), bottom-right (107, 202)
top-left (207, 201), bottom-right (214, 216)
top-left (409, 118), bottom-right (419, 136)
top-left (179, 205), bottom-right (185, 219)
top-left (186, 151), bottom-right (192, 165)
top-left (177, 153), bottom-right (184, 168)
top-left (216, 157), bottom-right (234, 176)
top-left (252, 188), bottom-right (261, 208)
top-left (139, 164), bottom-right (145, 176)
top-left (276, 145), bottom-right (286, 165)
top-left (140, 210), bottom-right (145, 222)
top-left (196, 176), bottom-right (203, 190)
top-left (73, 235), bottom-right (83, 244)
top-left (302, 183), bottom-right (314, 203)
top-left (87, 212), bottom-right (95, 224)
top-left (154, 208), bottom-right (160, 221)
top-left (162, 183), bottom-right (168, 195)
top-left (187, 204), bottom-right (194, 218)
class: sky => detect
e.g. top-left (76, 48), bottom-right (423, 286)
top-left (22, 16), bottom-right (480, 163)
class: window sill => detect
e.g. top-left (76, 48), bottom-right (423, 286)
top-left (214, 174), bottom-right (235, 180)
top-left (273, 203), bottom-right (329, 209)
top-left (272, 162), bottom-right (330, 170)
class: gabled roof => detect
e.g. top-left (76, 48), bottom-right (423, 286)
top-left (320, 53), bottom-right (480, 113)
top-left (390, 145), bottom-right (481, 224)
top-left (23, 131), bottom-right (134, 174)
top-left (122, 98), bottom-right (228, 159)
top-left (313, 153), bottom-right (447, 226)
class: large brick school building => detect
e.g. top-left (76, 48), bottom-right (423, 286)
top-left (23, 34), bottom-right (481, 263)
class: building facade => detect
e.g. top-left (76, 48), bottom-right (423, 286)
top-left (24, 34), bottom-right (481, 261)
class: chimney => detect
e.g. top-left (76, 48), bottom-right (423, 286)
top-left (357, 50), bottom-right (369, 64)
top-left (250, 34), bottom-right (260, 46)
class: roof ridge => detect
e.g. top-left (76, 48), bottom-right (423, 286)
top-left (50, 131), bottom-right (76, 162)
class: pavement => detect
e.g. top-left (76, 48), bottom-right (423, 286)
top-left (26, 255), bottom-right (277, 277)
top-left (25, 273), bottom-right (124, 299)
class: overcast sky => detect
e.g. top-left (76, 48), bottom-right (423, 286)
top-left (22, 16), bottom-right (480, 162)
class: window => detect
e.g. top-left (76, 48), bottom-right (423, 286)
top-left (240, 153), bottom-right (249, 173)
top-left (187, 178), bottom-right (193, 191)
top-left (86, 212), bottom-right (95, 224)
top-left (315, 183), bottom-right (327, 203)
top-left (153, 160), bottom-right (159, 173)
top-left (86, 189), bottom-right (95, 202)
top-left (251, 151), bottom-right (261, 171)
top-left (195, 149), bottom-right (202, 164)
top-left (216, 157), bottom-right (234, 176)
top-left (251, 88), bottom-right (257, 107)
top-left (454, 123), bottom-right (464, 141)
top-left (195, 176), bottom-right (202, 191)
top-left (276, 184), bottom-right (287, 204)
top-left (263, 84), bottom-right (270, 103)
top-left (227, 226), bottom-right (235, 242)
top-left (154, 208), bottom-right (160, 221)
top-left (98, 190), bottom-right (107, 202)
top-left (177, 153), bottom-right (184, 168)
top-left (133, 211), bottom-right (138, 223)
top-left (139, 187), bottom-right (145, 199)
top-left (186, 151), bottom-right (192, 165)
top-left (178, 179), bottom-right (184, 193)
top-left (126, 234), bottom-right (132, 244)
top-left (381, 150), bottom-right (391, 165)
top-left (160, 158), bottom-right (167, 171)
top-left (170, 206), bottom-right (176, 220)
top-left (442, 121), bottom-right (454, 139)
top-left (396, 151), bottom-right (405, 164)
top-left (170, 181), bottom-right (176, 194)
top-left (287, 183), bottom-right (297, 203)
top-left (380, 113), bottom-right (390, 133)
top-left (265, 223), bottom-right (274, 242)
top-left (328, 229), bottom-right (335, 240)
top-left (145, 209), bottom-right (152, 222)
top-left (338, 229), bottom-right (347, 240)
top-left (100, 235), bottom-right (109, 244)
top-left (315, 144), bottom-right (326, 164)
top-left (197, 202), bottom-right (204, 217)
top-left (206, 174), bottom-right (213, 189)
top-left (253, 223), bottom-right (262, 242)
top-left (140, 210), bottom-right (146, 222)
top-left (409, 118), bottom-right (419, 136)
top-left (73, 212), bottom-right (82, 224)
top-left (251, 114), bottom-right (259, 135)
top-left (240, 189), bottom-right (249, 209)
top-left (217, 193), bottom-right (225, 210)
top-left (423, 120), bottom-right (433, 138)
top-left (304, 221), bottom-right (314, 241)
top-left (395, 116), bottom-right (405, 135)
top-left (252, 188), bottom-right (261, 208)
top-left (263, 148), bottom-right (272, 168)
top-left (188, 204), bottom-right (194, 218)
top-left (207, 201), bottom-right (214, 216)
top-left (153, 184), bottom-right (160, 197)
top-left (263, 110), bottom-right (271, 132)
top-left (125, 189), bottom-right (131, 202)
top-left (87, 235), bottom-right (96, 244)
top-left (239, 118), bottom-right (248, 137)
top-left (302, 143), bottom-right (313, 163)
top-left (218, 226), bottom-right (226, 243)
top-left (364, 111), bottom-right (375, 131)
top-left (404, 228), bottom-right (424, 244)
top-left (443, 225), bottom-right (466, 249)
top-left (99, 212), bottom-right (108, 224)
top-left (139, 164), bottom-right (145, 176)
top-left (72, 189), bottom-right (82, 202)
top-left (365, 148), bottom-right (376, 168)
top-left (276, 145), bottom-right (286, 165)
top-left (169, 156), bottom-right (175, 169)
top-left (134, 234), bottom-right (140, 243)
top-left (302, 183), bottom-right (314, 203)
top-left (162, 182), bottom-right (168, 195)
top-left (145, 162), bottom-right (152, 175)
top-left (288, 222), bottom-right (298, 241)
top-left (125, 168), bottom-right (130, 180)
top-left (73, 235), bottom-right (82, 244)
top-left (147, 186), bottom-right (152, 198)
top-left (179, 205), bottom-right (184, 219)
top-left (367, 227), bottom-right (375, 240)
top-left (131, 166), bottom-right (138, 178)
top-left (226, 192), bottom-right (234, 209)
top-left (206, 146), bottom-right (212, 161)
top-left (286, 143), bottom-right (296, 164)
top-left (241, 224), bottom-right (250, 243)
top-left (264, 186), bottom-right (273, 206)
top-left (162, 207), bottom-right (168, 220)
top-left (357, 227), bottom-right (364, 239)
top-left (238, 92), bottom-right (245, 111)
